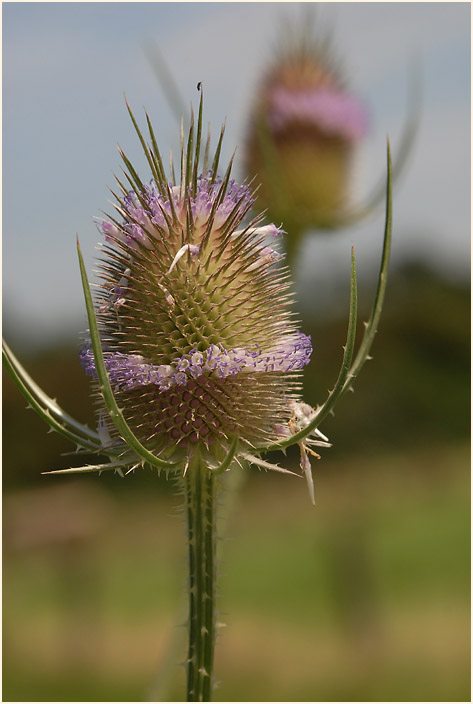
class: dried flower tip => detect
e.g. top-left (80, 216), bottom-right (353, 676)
top-left (167, 244), bottom-right (200, 274)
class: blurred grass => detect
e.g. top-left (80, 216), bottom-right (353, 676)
top-left (3, 444), bottom-right (469, 701)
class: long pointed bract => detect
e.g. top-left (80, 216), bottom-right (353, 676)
top-left (340, 140), bottom-right (393, 395)
top-left (2, 340), bottom-right (103, 451)
top-left (77, 237), bottom-right (179, 471)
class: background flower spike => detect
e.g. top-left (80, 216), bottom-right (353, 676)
top-left (143, 38), bottom-right (189, 129)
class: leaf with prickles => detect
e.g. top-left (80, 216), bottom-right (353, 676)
top-left (43, 460), bottom-right (132, 475)
top-left (2, 340), bottom-right (103, 452)
top-left (210, 435), bottom-right (239, 475)
top-left (308, 244), bottom-right (358, 427)
top-left (264, 242), bottom-right (358, 452)
top-left (341, 140), bottom-right (392, 397)
top-left (77, 237), bottom-right (180, 471)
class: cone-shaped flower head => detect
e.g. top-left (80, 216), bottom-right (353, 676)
top-left (80, 97), bottom-right (313, 469)
top-left (245, 20), bottom-right (368, 242)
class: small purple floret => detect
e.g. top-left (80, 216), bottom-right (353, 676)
top-left (79, 332), bottom-right (312, 393)
top-left (101, 171), bottom-right (255, 248)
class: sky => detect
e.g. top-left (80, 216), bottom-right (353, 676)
top-left (3, 1), bottom-right (471, 350)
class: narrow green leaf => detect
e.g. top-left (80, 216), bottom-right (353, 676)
top-left (2, 340), bottom-right (102, 451)
top-left (312, 244), bottom-right (358, 426)
top-left (76, 237), bottom-right (180, 471)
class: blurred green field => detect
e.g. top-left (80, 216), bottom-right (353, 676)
top-left (3, 442), bottom-right (469, 702)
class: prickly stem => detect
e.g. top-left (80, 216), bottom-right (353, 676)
top-left (184, 453), bottom-right (217, 701)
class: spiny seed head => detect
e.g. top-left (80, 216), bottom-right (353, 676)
top-left (81, 98), bottom-right (312, 468)
top-left (245, 19), bottom-right (369, 233)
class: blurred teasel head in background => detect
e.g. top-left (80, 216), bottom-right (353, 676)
top-left (244, 13), bottom-right (369, 260)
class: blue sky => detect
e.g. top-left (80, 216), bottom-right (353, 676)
top-left (3, 2), bottom-right (470, 349)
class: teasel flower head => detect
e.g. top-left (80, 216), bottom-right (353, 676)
top-left (245, 18), bottom-right (369, 252)
top-left (78, 91), bottom-right (322, 478)
top-left (3, 86), bottom-right (392, 508)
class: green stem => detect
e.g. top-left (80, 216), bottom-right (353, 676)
top-left (185, 453), bottom-right (217, 702)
